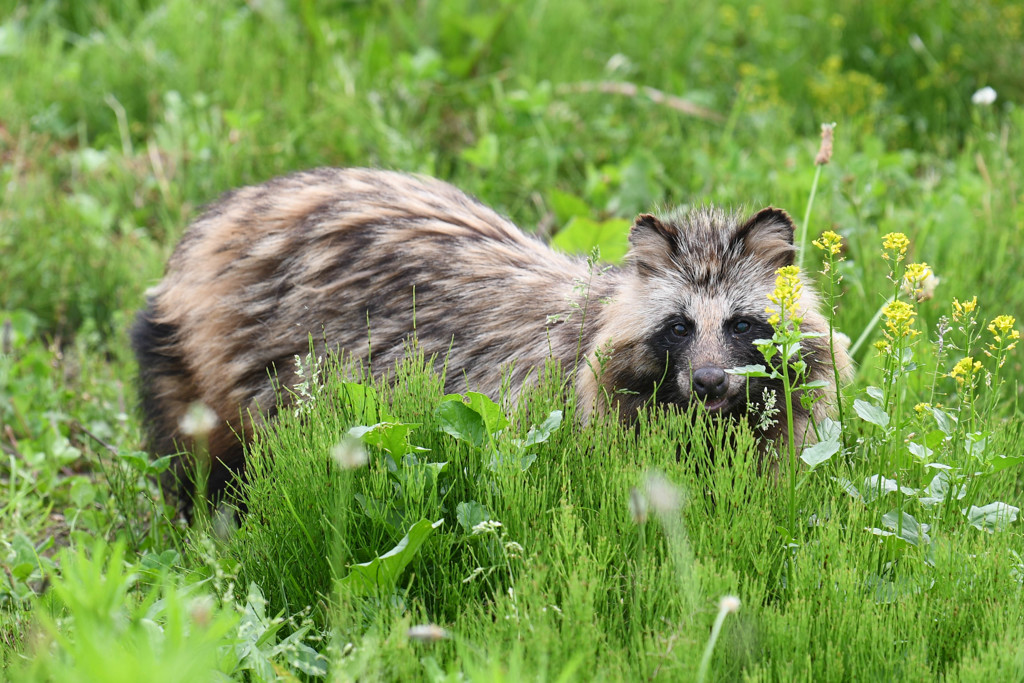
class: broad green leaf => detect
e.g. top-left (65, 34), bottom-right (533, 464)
top-left (931, 407), bottom-right (956, 436)
top-left (524, 410), bottom-right (563, 447)
top-left (456, 501), bottom-right (491, 534)
top-left (435, 399), bottom-right (487, 448)
top-left (861, 474), bottom-right (898, 503)
top-left (819, 417), bottom-right (842, 442)
top-left (338, 518), bottom-right (444, 594)
top-left (854, 399), bottom-right (890, 428)
top-left (924, 429), bottom-right (947, 449)
top-left (907, 442), bottom-right (933, 462)
top-left (726, 364), bottom-right (769, 377)
top-left (965, 432), bottom-right (989, 460)
top-left (488, 452), bottom-right (538, 472)
top-left (338, 382), bottom-right (388, 424)
top-left (349, 422), bottom-right (425, 459)
top-left (800, 438), bottom-right (840, 468)
top-left (461, 132), bottom-right (499, 170)
top-left (833, 477), bottom-right (863, 501)
top-left (988, 454), bottom-right (1024, 473)
top-left (965, 502), bottom-right (1019, 533)
top-left (271, 624), bottom-right (328, 676)
top-left (918, 471), bottom-right (966, 508)
top-left (391, 456), bottom-right (448, 490)
top-left (551, 216), bottom-right (631, 262)
top-left (548, 189), bottom-right (592, 225)
top-left (880, 510), bottom-right (931, 546)
top-left (464, 392), bottom-right (510, 435)
top-left (865, 573), bottom-right (932, 604)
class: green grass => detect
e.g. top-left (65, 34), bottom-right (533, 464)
top-left (2, 0), bottom-right (1024, 680)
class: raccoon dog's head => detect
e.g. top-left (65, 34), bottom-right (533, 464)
top-left (589, 206), bottom-right (829, 429)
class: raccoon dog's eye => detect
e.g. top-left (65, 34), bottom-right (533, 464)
top-left (732, 319), bottom-right (752, 334)
top-left (670, 322), bottom-right (689, 338)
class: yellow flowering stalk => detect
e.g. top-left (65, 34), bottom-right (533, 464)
top-left (951, 296), bottom-right (978, 323)
top-left (811, 227), bottom-right (849, 455)
top-left (985, 313), bottom-right (1019, 371)
top-left (736, 263), bottom-right (825, 537)
top-left (902, 262), bottom-right (938, 302)
top-left (949, 356), bottom-right (982, 388)
top-left (987, 315), bottom-right (1019, 349)
top-left (982, 314), bottom-right (1019, 417)
top-left (881, 299), bottom-right (919, 342)
top-left (881, 232), bottom-right (910, 263)
top-left (766, 265), bottom-right (803, 328)
top-left (812, 230), bottom-right (844, 256)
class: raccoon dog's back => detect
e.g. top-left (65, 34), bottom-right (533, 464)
top-left (132, 168), bottom-right (604, 500)
top-left (133, 167), bottom-right (848, 504)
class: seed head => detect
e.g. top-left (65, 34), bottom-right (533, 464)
top-left (815, 122), bottom-right (836, 165)
top-left (972, 87), bottom-right (997, 106)
top-left (179, 402), bottom-right (218, 439)
top-left (407, 624), bottom-right (450, 643)
top-left (330, 438), bottom-right (369, 470)
top-left (718, 595), bottom-right (741, 613)
top-left (644, 472), bottom-right (681, 515)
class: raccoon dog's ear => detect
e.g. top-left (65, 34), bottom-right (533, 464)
top-left (732, 207), bottom-right (797, 269)
top-left (627, 213), bottom-right (679, 274)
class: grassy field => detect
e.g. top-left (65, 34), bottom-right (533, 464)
top-left (2, 0), bottom-right (1024, 680)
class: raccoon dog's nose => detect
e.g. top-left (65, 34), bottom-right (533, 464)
top-left (692, 367), bottom-right (728, 401)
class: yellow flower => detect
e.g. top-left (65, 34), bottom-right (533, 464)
top-left (902, 262), bottom-right (938, 302)
top-left (987, 315), bottom-right (1019, 343)
top-left (766, 265), bottom-right (803, 328)
top-left (882, 299), bottom-right (918, 341)
top-left (881, 232), bottom-right (910, 261)
top-left (874, 339), bottom-right (891, 354)
top-left (913, 402), bottom-right (932, 415)
top-left (985, 314), bottom-right (1020, 365)
top-left (949, 356), bottom-right (982, 386)
top-left (951, 296), bottom-right (978, 322)
top-left (812, 230), bottom-right (844, 257)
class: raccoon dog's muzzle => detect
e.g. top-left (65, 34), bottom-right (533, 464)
top-left (688, 366), bottom-right (741, 413)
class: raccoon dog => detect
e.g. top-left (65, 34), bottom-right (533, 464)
top-left (132, 167), bottom-right (850, 503)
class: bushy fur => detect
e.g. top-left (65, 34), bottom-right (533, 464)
top-left (132, 168), bottom-right (851, 502)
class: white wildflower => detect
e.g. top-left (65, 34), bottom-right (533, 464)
top-left (471, 519), bottom-right (503, 535)
top-left (504, 541), bottom-right (524, 557)
top-left (719, 595), bottom-right (741, 613)
top-left (179, 401), bottom-right (218, 438)
top-left (605, 53), bottom-right (633, 74)
top-left (644, 472), bottom-right (680, 515)
top-left (755, 387), bottom-right (780, 432)
top-left (407, 624), bottom-right (449, 643)
top-left (972, 86), bottom-right (997, 106)
top-left (462, 567), bottom-right (486, 583)
top-left (330, 438), bottom-right (368, 469)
